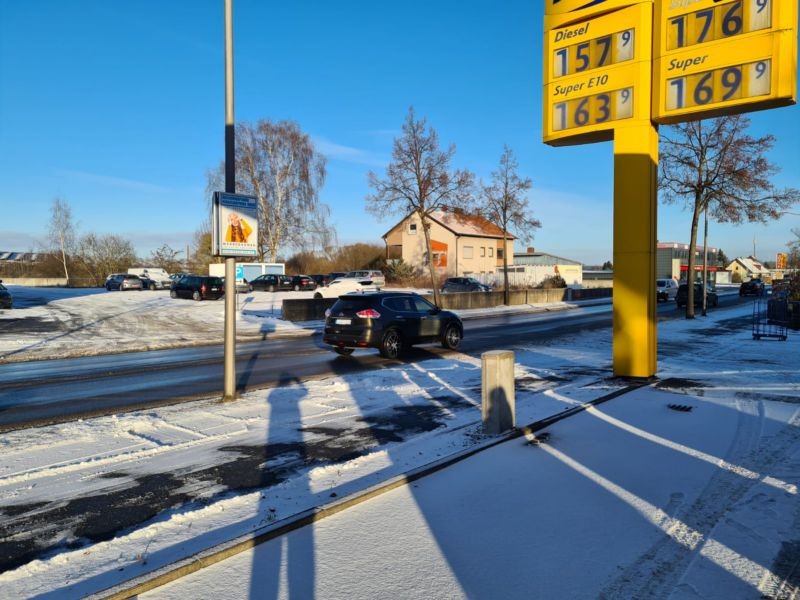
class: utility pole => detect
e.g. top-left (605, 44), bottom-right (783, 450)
top-left (223, 0), bottom-right (237, 401)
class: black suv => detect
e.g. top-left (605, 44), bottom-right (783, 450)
top-left (739, 279), bottom-right (765, 296)
top-left (249, 274), bottom-right (293, 292)
top-left (675, 283), bottom-right (718, 308)
top-left (323, 292), bottom-right (463, 358)
top-left (170, 275), bottom-right (224, 301)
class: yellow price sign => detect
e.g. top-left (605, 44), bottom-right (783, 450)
top-left (544, 2), bottom-right (652, 145)
top-left (666, 0), bottom-right (773, 51)
top-left (552, 87), bottom-right (634, 132)
top-left (653, 0), bottom-right (797, 123)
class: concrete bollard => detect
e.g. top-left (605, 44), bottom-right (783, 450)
top-left (482, 350), bottom-right (515, 434)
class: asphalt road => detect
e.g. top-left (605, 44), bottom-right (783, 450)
top-left (0, 295), bottom-right (744, 431)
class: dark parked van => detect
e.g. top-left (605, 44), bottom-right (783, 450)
top-left (170, 275), bottom-right (224, 301)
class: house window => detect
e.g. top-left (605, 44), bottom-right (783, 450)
top-left (489, 247), bottom-right (494, 257)
top-left (497, 248), bottom-right (504, 259)
top-left (409, 223), bottom-right (417, 235)
top-left (463, 246), bottom-right (474, 259)
top-left (480, 247), bottom-right (486, 257)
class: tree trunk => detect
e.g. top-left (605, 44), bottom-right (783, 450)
top-left (502, 231), bottom-right (509, 305)
top-left (686, 200), bottom-right (702, 319)
top-left (420, 213), bottom-right (441, 307)
top-left (59, 232), bottom-right (70, 286)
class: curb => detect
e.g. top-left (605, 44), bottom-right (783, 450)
top-left (90, 379), bottom-right (650, 600)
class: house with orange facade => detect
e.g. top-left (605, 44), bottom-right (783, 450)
top-left (382, 209), bottom-right (515, 281)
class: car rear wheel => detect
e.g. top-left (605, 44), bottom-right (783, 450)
top-left (268, 285), bottom-right (275, 292)
top-left (314, 292), bottom-right (322, 299)
top-left (294, 284), bottom-right (300, 291)
top-left (441, 323), bottom-right (462, 350)
top-left (170, 289), bottom-right (177, 299)
top-left (379, 329), bottom-right (403, 359)
top-left (334, 347), bottom-right (354, 356)
top-left (192, 290), bottom-right (201, 301)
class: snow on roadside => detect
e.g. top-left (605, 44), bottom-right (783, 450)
top-left (0, 286), bottom-right (314, 362)
top-left (2, 297), bottom-right (796, 598)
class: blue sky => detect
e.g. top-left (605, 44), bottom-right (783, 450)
top-left (1, 0), bottom-right (798, 265)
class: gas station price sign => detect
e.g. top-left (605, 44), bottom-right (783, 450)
top-left (543, 2), bottom-right (652, 145)
top-left (653, 0), bottom-right (797, 123)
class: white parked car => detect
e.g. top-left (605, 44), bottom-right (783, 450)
top-left (332, 270), bottom-right (386, 288)
top-left (656, 278), bottom-right (679, 302)
top-left (313, 278), bottom-right (381, 299)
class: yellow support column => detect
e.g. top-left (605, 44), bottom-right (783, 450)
top-left (612, 122), bottom-right (658, 378)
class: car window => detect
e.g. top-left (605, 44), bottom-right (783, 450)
top-left (207, 277), bottom-right (223, 286)
top-left (0, 284), bottom-right (6, 291)
top-left (331, 297), bottom-right (374, 313)
top-left (411, 296), bottom-right (435, 313)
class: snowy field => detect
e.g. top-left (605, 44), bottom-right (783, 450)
top-left (0, 286), bottom-right (316, 363)
top-left (1, 299), bottom-right (798, 598)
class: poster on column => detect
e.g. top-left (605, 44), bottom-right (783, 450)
top-left (211, 192), bottom-right (259, 257)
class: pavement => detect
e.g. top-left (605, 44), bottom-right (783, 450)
top-left (120, 377), bottom-right (800, 599)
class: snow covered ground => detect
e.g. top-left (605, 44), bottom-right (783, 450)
top-left (1, 298), bottom-right (797, 598)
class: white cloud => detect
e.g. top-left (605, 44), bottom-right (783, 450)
top-left (55, 169), bottom-right (172, 194)
top-left (312, 138), bottom-right (386, 167)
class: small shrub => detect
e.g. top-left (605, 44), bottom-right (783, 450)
top-left (538, 274), bottom-right (566, 289)
top-left (732, 271), bottom-right (742, 283)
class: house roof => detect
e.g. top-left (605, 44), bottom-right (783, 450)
top-left (382, 209), bottom-right (515, 241)
top-left (513, 251), bottom-right (582, 266)
top-left (727, 256), bottom-right (770, 275)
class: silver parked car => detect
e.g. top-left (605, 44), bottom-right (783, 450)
top-left (105, 273), bottom-right (144, 291)
top-left (656, 278), bottom-right (679, 302)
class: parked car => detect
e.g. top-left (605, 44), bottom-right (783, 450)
top-left (248, 274), bottom-right (293, 292)
top-left (311, 274), bottom-right (330, 287)
top-left (290, 275), bottom-right (318, 291)
top-left (739, 279), bottom-right (766, 297)
top-left (675, 283), bottom-right (718, 308)
top-left (106, 273), bottom-right (144, 291)
top-left (313, 278), bottom-right (379, 299)
top-left (0, 281), bottom-right (12, 309)
top-left (323, 291), bottom-right (463, 358)
top-left (656, 278), bottom-right (679, 302)
top-left (170, 275), bottom-right (224, 301)
top-left (128, 267), bottom-right (172, 290)
top-left (441, 277), bottom-right (491, 293)
top-left (334, 270), bottom-right (386, 288)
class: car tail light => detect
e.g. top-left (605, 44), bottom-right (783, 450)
top-left (201, 284), bottom-right (207, 293)
top-left (356, 308), bottom-right (381, 319)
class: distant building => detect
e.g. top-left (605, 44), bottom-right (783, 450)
top-left (726, 256), bottom-right (771, 281)
top-left (382, 209), bottom-right (515, 282)
top-left (499, 247), bottom-right (583, 287)
top-left (657, 241), bottom-right (722, 281)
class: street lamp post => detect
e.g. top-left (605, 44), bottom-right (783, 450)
top-left (223, 0), bottom-right (237, 400)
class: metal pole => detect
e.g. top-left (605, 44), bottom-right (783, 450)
top-left (223, 0), bottom-right (236, 400)
top-left (702, 204), bottom-right (708, 316)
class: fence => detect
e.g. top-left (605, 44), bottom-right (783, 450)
top-left (282, 287), bottom-right (613, 322)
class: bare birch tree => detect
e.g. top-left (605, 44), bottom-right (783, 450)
top-left (47, 197), bottom-right (77, 285)
top-left (236, 120), bottom-right (328, 262)
top-left (366, 108), bottom-right (474, 306)
top-left (481, 146), bottom-right (539, 304)
top-left (659, 115), bottom-right (799, 318)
